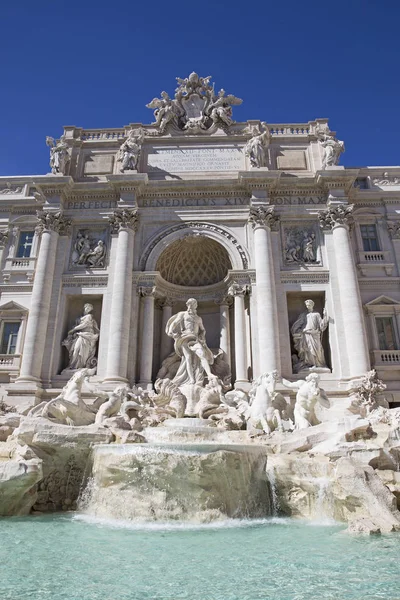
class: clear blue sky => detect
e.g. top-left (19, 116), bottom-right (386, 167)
top-left (1, 0), bottom-right (399, 176)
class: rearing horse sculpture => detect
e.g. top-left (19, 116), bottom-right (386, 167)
top-left (246, 371), bottom-right (287, 435)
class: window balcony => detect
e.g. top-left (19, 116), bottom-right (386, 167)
top-left (2, 257), bottom-right (37, 283)
top-left (357, 251), bottom-right (394, 276)
top-left (372, 349), bottom-right (400, 368)
top-left (0, 354), bottom-right (21, 369)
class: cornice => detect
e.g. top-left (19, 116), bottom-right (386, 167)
top-left (62, 274), bottom-right (108, 287)
top-left (280, 271), bottom-right (330, 284)
top-left (65, 191), bottom-right (119, 202)
top-left (106, 173), bottom-right (149, 193)
top-left (358, 278), bottom-right (400, 287)
top-left (238, 169), bottom-right (281, 190)
top-left (0, 284), bottom-right (33, 292)
top-left (316, 169), bottom-right (359, 192)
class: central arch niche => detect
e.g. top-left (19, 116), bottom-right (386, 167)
top-left (156, 234), bottom-right (232, 287)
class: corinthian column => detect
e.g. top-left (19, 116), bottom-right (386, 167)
top-left (104, 208), bottom-right (138, 383)
top-left (216, 295), bottom-right (232, 368)
top-left (17, 211), bottom-right (72, 383)
top-left (228, 282), bottom-right (248, 388)
top-left (138, 287), bottom-right (156, 389)
top-left (160, 297), bottom-right (174, 363)
top-left (318, 203), bottom-right (369, 378)
top-left (249, 205), bottom-right (281, 373)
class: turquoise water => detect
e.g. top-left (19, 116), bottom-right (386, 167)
top-left (1, 515), bottom-right (399, 600)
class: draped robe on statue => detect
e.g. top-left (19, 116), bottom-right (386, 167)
top-left (291, 309), bottom-right (328, 369)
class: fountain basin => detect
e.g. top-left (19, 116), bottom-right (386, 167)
top-left (81, 443), bottom-right (270, 522)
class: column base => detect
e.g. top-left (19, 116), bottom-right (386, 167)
top-left (234, 379), bottom-right (251, 393)
top-left (137, 381), bottom-right (154, 391)
top-left (14, 375), bottom-right (41, 388)
top-left (102, 376), bottom-right (129, 388)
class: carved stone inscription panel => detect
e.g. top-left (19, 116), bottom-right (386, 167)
top-left (145, 144), bottom-right (244, 173)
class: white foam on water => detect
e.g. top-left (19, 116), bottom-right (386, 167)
top-left (306, 516), bottom-right (339, 527)
top-left (72, 513), bottom-right (294, 532)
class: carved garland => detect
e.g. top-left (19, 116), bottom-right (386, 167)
top-left (139, 222), bottom-right (249, 270)
top-left (0, 230), bottom-right (9, 246)
top-left (387, 221), bottom-right (400, 240)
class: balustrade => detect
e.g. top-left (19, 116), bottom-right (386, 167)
top-left (372, 349), bottom-right (400, 366)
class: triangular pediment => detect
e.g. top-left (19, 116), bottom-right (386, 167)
top-left (365, 295), bottom-right (400, 306)
top-left (0, 301), bottom-right (28, 313)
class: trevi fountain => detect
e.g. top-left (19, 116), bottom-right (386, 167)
top-left (1, 73), bottom-right (400, 599)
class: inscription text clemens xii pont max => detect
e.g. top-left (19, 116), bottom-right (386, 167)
top-left (146, 146), bottom-right (244, 173)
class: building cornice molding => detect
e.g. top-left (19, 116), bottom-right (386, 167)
top-left (280, 272), bottom-right (330, 284)
top-left (62, 274), bottom-right (108, 287)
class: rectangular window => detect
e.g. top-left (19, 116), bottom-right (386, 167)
top-left (0, 322), bottom-right (20, 354)
top-left (16, 231), bottom-right (34, 258)
top-left (360, 224), bottom-right (380, 252)
top-left (375, 317), bottom-right (398, 350)
top-left (354, 178), bottom-right (369, 190)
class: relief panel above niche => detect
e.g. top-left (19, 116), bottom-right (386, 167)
top-left (70, 227), bottom-right (108, 269)
top-left (282, 222), bottom-right (322, 267)
top-left (276, 149), bottom-right (307, 170)
top-left (83, 153), bottom-right (115, 175)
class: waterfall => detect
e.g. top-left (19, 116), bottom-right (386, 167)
top-left (313, 476), bottom-right (334, 524)
top-left (266, 464), bottom-right (280, 516)
top-left (79, 443), bottom-right (271, 523)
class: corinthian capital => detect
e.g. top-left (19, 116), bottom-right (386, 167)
top-left (0, 230), bottom-right (9, 246)
top-left (108, 208), bottom-right (138, 233)
top-left (36, 210), bottom-right (72, 236)
top-left (138, 286), bottom-right (157, 298)
top-left (318, 204), bottom-right (354, 230)
top-left (227, 281), bottom-right (248, 297)
top-left (248, 206), bottom-right (279, 230)
top-left (387, 220), bottom-right (400, 240)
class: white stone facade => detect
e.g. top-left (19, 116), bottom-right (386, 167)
top-left (0, 74), bottom-right (400, 409)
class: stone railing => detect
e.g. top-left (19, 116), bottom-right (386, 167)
top-left (357, 251), bottom-right (388, 263)
top-left (0, 354), bottom-right (21, 369)
top-left (80, 130), bottom-right (126, 141)
top-left (269, 124), bottom-right (310, 136)
top-left (4, 257), bottom-right (36, 270)
top-left (372, 350), bottom-right (400, 367)
top-left (79, 123), bottom-right (316, 142)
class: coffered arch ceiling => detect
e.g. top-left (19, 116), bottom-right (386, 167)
top-left (156, 234), bottom-right (232, 286)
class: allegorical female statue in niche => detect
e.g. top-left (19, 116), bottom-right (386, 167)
top-left (291, 299), bottom-right (328, 373)
top-left (62, 303), bottom-right (100, 371)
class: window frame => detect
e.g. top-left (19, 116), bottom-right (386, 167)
top-left (359, 223), bottom-right (380, 252)
top-left (0, 302), bottom-right (29, 361)
top-left (354, 216), bottom-right (384, 255)
top-left (15, 230), bottom-right (35, 258)
top-left (0, 321), bottom-right (21, 355)
top-left (375, 316), bottom-right (398, 351)
top-left (365, 298), bottom-right (400, 364)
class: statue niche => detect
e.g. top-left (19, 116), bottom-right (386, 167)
top-left (61, 300), bottom-right (102, 374)
top-left (288, 294), bottom-right (331, 375)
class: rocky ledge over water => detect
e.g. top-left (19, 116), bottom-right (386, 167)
top-left (0, 406), bottom-right (400, 535)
